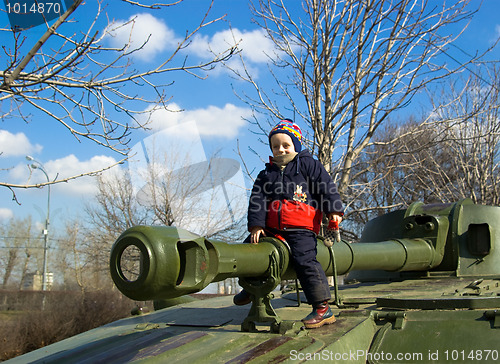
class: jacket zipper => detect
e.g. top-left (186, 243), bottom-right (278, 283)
top-left (278, 169), bottom-right (284, 230)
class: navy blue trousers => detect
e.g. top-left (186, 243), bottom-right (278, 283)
top-left (245, 229), bottom-right (331, 304)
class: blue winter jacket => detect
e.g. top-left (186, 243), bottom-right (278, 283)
top-left (247, 150), bottom-right (344, 234)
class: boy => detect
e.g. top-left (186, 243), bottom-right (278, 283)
top-left (234, 119), bottom-right (344, 329)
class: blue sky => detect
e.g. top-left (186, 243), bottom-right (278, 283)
top-left (1, 0), bottom-right (499, 233)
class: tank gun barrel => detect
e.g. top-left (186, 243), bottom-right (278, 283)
top-left (110, 205), bottom-right (448, 301)
top-left (321, 238), bottom-right (437, 275)
top-left (110, 227), bottom-right (290, 301)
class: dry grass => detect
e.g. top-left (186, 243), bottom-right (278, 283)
top-left (0, 290), bottom-right (138, 361)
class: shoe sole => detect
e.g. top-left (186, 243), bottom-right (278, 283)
top-left (303, 315), bottom-right (336, 329)
top-left (233, 299), bottom-right (251, 306)
top-left (233, 294), bottom-right (252, 306)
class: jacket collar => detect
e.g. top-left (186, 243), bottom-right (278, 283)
top-left (267, 149), bottom-right (310, 174)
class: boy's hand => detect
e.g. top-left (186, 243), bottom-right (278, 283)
top-left (327, 212), bottom-right (343, 224)
top-left (250, 226), bottom-right (266, 244)
top-left (327, 213), bottom-right (343, 244)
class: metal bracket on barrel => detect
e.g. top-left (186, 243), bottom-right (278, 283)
top-left (239, 249), bottom-right (301, 334)
top-left (239, 250), bottom-right (282, 333)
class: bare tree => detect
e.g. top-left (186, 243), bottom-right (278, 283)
top-left (1, 0), bottom-right (237, 192)
top-left (81, 170), bottom-right (152, 284)
top-left (424, 67), bottom-right (500, 205)
top-left (18, 221), bottom-right (35, 290)
top-left (230, 0), bottom-right (492, 201)
top-left (55, 220), bottom-right (97, 291)
top-left (350, 119), bottom-right (442, 232)
top-left (351, 67), bottom-right (500, 234)
top-left (0, 216), bottom-right (37, 289)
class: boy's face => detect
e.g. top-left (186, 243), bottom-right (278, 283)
top-left (270, 133), bottom-right (295, 157)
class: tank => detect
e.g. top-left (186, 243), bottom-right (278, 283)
top-left (7, 199), bottom-right (500, 363)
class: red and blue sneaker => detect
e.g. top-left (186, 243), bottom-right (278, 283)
top-left (301, 301), bottom-right (336, 329)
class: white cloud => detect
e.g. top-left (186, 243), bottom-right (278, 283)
top-left (104, 14), bottom-right (277, 75)
top-left (0, 208), bottom-right (13, 220)
top-left (0, 130), bottom-right (42, 157)
top-left (146, 103), bottom-right (250, 138)
top-left (191, 28), bottom-right (275, 64)
top-left (47, 155), bottom-right (120, 195)
top-left (188, 28), bottom-right (285, 78)
top-left (104, 13), bottom-right (180, 61)
top-left (10, 154), bottom-right (121, 196)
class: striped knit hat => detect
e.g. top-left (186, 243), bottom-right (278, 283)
top-left (268, 119), bottom-right (302, 152)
